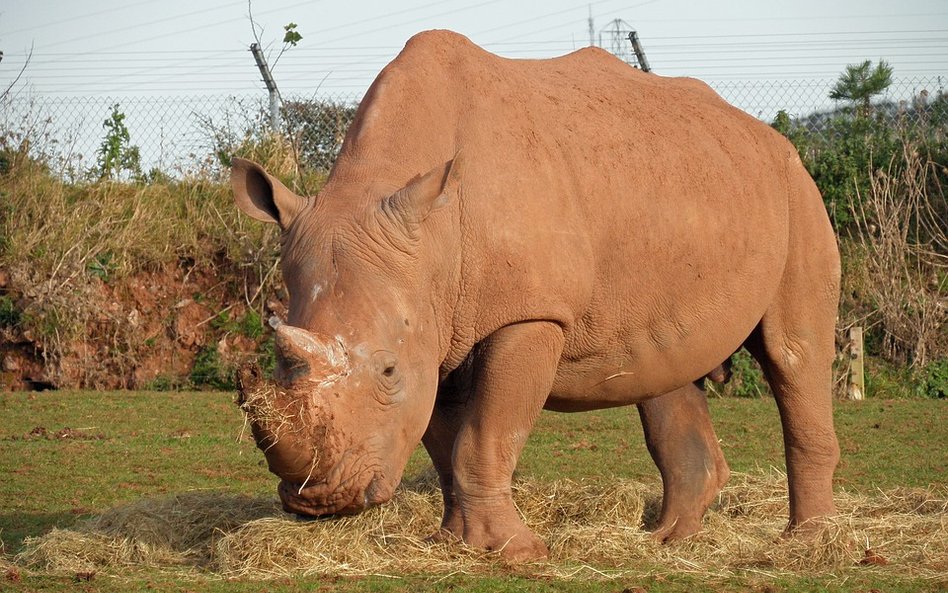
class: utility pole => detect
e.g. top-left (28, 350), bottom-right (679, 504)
top-left (250, 42), bottom-right (281, 134)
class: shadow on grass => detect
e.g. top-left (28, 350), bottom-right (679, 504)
top-left (1, 511), bottom-right (84, 554)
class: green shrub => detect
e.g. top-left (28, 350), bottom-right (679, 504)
top-left (707, 348), bottom-right (770, 398)
top-left (190, 345), bottom-right (235, 390)
top-left (257, 334), bottom-right (276, 379)
top-left (916, 359), bottom-right (948, 399)
top-left (144, 374), bottom-right (182, 392)
top-left (241, 309), bottom-right (264, 339)
top-left (210, 309), bottom-right (264, 340)
top-left (0, 295), bottom-right (21, 327)
top-left (96, 104), bottom-right (142, 181)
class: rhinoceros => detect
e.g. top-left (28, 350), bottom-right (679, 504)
top-left (231, 30), bottom-right (840, 561)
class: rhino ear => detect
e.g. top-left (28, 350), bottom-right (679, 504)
top-left (231, 158), bottom-right (308, 228)
top-left (385, 152), bottom-right (462, 225)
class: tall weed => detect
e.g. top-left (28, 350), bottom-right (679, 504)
top-left (841, 140), bottom-right (947, 367)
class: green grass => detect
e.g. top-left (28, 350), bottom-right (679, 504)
top-left (1, 571), bottom-right (939, 593)
top-left (1, 391), bottom-right (946, 592)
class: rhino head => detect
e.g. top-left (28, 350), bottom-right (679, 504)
top-left (231, 156), bottom-right (460, 516)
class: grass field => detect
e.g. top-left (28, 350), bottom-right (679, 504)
top-left (1, 390), bottom-right (946, 592)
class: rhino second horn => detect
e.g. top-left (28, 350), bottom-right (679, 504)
top-left (274, 325), bottom-right (349, 381)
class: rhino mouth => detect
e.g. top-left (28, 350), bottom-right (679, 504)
top-left (277, 455), bottom-right (392, 517)
top-left (279, 479), bottom-right (366, 516)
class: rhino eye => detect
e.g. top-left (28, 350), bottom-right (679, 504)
top-left (375, 355), bottom-right (402, 403)
top-left (373, 352), bottom-right (400, 389)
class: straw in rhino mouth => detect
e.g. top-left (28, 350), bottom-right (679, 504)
top-left (235, 366), bottom-right (320, 493)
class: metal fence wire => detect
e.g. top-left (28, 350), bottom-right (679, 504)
top-left (1, 76), bottom-right (944, 179)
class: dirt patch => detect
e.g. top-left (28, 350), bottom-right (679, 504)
top-left (7, 426), bottom-right (106, 441)
top-left (0, 259), bottom-right (283, 391)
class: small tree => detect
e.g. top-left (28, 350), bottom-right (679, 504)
top-left (829, 59), bottom-right (894, 118)
top-left (96, 104), bottom-right (141, 180)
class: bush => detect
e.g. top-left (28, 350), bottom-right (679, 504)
top-left (0, 295), bottom-right (21, 327)
top-left (707, 349), bottom-right (770, 398)
top-left (282, 98), bottom-right (357, 173)
top-left (775, 77), bottom-right (947, 373)
top-left (190, 345), bottom-right (235, 390)
top-left (916, 359), bottom-right (948, 399)
top-left (840, 140), bottom-right (946, 367)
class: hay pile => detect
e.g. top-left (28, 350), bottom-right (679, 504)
top-left (13, 471), bottom-right (948, 581)
top-left (15, 492), bottom-right (278, 573)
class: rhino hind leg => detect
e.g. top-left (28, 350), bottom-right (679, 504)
top-left (421, 396), bottom-right (467, 541)
top-left (638, 383), bottom-right (730, 542)
top-left (745, 315), bottom-right (839, 532)
top-left (744, 206), bottom-right (841, 531)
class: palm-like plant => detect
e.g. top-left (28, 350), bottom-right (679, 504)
top-left (829, 60), bottom-right (894, 117)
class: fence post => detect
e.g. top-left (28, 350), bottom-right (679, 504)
top-left (848, 326), bottom-right (865, 400)
top-left (250, 43), bottom-right (281, 134)
top-left (627, 31), bottom-right (651, 73)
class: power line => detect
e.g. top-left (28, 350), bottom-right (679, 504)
top-left (470, 0), bottom-right (621, 39)
top-left (18, 32), bottom-right (948, 58)
top-left (635, 11), bottom-right (948, 23)
top-left (40, 0), bottom-right (326, 96)
top-left (138, 0), bottom-right (509, 88)
top-left (301, 0), bottom-right (462, 36)
top-left (0, 0), bottom-right (159, 36)
top-left (21, 48), bottom-right (947, 75)
top-left (307, 0), bottom-right (508, 47)
top-left (35, 0), bottom-right (246, 51)
top-left (645, 28), bottom-right (948, 40)
top-left (490, 0), bottom-right (663, 44)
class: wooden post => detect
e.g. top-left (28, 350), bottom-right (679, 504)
top-left (848, 326), bottom-right (865, 401)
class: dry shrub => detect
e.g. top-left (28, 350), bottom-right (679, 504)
top-left (844, 141), bottom-right (947, 367)
top-left (13, 472), bottom-right (948, 582)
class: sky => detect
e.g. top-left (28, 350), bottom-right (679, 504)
top-left (1, 0), bottom-right (946, 98)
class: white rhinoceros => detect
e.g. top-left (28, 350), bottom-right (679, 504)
top-left (232, 30), bottom-right (840, 562)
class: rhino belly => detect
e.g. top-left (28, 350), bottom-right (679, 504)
top-left (545, 280), bottom-right (765, 412)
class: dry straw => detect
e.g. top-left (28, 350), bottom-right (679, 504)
top-left (12, 471), bottom-right (948, 583)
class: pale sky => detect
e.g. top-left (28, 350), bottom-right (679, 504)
top-left (1, 0), bottom-right (946, 98)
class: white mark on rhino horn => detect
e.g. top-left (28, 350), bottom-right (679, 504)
top-left (277, 326), bottom-right (342, 363)
top-left (275, 325), bottom-right (351, 385)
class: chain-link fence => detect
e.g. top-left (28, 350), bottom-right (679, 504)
top-left (2, 76), bottom-right (944, 179)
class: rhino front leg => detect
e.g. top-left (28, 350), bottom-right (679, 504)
top-left (638, 382), bottom-right (730, 542)
top-left (452, 321), bottom-right (564, 562)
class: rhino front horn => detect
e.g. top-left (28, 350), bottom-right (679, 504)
top-left (274, 325), bottom-right (349, 384)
